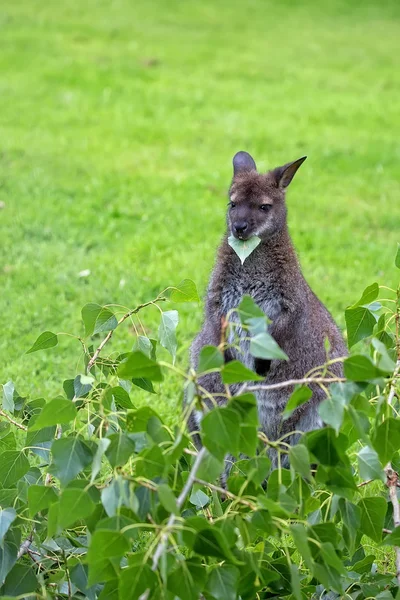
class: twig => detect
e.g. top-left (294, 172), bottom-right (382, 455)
top-left (383, 528), bottom-right (393, 534)
top-left (17, 531), bottom-right (34, 559)
top-left (245, 376), bottom-right (346, 393)
top-left (357, 479), bottom-right (373, 488)
top-left (45, 425), bottom-right (62, 485)
top-left (151, 447), bottom-right (207, 572)
top-left (386, 467), bottom-right (400, 584)
top-left (194, 478), bottom-right (257, 510)
top-left (86, 296), bottom-right (167, 373)
top-left (62, 549), bottom-right (72, 598)
top-left (0, 408), bottom-right (28, 431)
top-left (387, 360), bottom-right (400, 406)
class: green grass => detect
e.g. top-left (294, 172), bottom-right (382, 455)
top-left (1, 0), bottom-right (400, 420)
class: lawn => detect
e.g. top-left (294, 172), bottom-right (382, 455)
top-left (1, 0), bottom-right (399, 421)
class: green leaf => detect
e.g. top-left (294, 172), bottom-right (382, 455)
top-left (339, 499), bottom-right (361, 554)
top-left (58, 488), bottom-right (96, 529)
top-left (0, 428), bottom-right (16, 453)
top-left (25, 424), bottom-right (55, 460)
top-left (243, 455), bottom-right (271, 486)
top-left (319, 542), bottom-right (347, 575)
top-left (0, 508), bottom-right (16, 545)
top-left (126, 406), bottom-right (159, 433)
top-left (133, 334), bottom-right (154, 358)
top-left (26, 331), bottom-right (58, 354)
top-left (0, 451), bottom-right (30, 487)
top-left (88, 559), bottom-right (120, 587)
top-left (358, 497), bottom-right (387, 542)
top-left (167, 558), bottom-right (206, 600)
top-left (104, 386), bottom-right (134, 410)
top-left (28, 485), bottom-right (58, 517)
top-left (91, 438), bottom-right (111, 483)
top-left (136, 445), bottom-right (165, 479)
top-left (0, 529), bottom-right (19, 586)
top-left (28, 398), bottom-right (77, 431)
top-left (201, 407), bottom-right (240, 460)
top-left (119, 562), bottom-right (157, 600)
top-left (282, 386), bottom-right (312, 420)
top-left (198, 345), bottom-right (224, 372)
top-left (105, 433), bottom-right (136, 468)
top-left (2, 381), bottom-right (15, 413)
top-left (237, 295), bottom-right (267, 323)
top-left (170, 279), bottom-right (200, 302)
top-left (51, 437), bottom-right (93, 486)
top-left (0, 490), bottom-right (17, 508)
top-left (82, 303), bottom-right (118, 337)
top-left (381, 525), bottom-right (400, 546)
top-left (357, 446), bottom-right (385, 482)
top-left (205, 564), bottom-right (240, 600)
top-left (158, 484), bottom-right (178, 514)
top-left (395, 244), bottom-right (400, 269)
top-left (158, 309), bottom-right (179, 361)
top-left (289, 444), bottom-right (311, 480)
top-left (131, 377), bottom-right (156, 394)
top-left (190, 489), bottom-right (210, 509)
top-left (289, 563), bottom-right (302, 600)
top-left (229, 393), bottom-right (259, 456)
top-left (372, 418), bottom-right (400, 464)
top-left (117, 351), bottom-right (163, 381)
top-left (191, 524), bottom-right (242, 564)
top-left (345, 306), bottom-right (376, 349)
top-left (228, 234), bottom-right (261, 264)
top-left (74, 374), bottom-right (94, 397)
top-left (196, 450), bottom-right (224, 482)
top-left (318, 390), bottom-right (345, 434)
top-left (372, 337), bottom-right (396, 372)
top-left (290, 524), bottom-right (314, 570)
top-left (87, 530), bottom-right (130, 563)
top-left (349, 282), bottom-right (379, 308)
top-left (3, 563), bottom-right (38, 597)
top-left (221, 360), bottom-right (263, 384)
top-left (303, 428), bottom-right (348, 466)
top-left (70, 564), bottom-right (97, 600)
top-left (344, 354), bottom-right (386, 382)
top-left (324, 465), bottom-right (357, 498)
top-left (250, 332), bottom-right (288, 360)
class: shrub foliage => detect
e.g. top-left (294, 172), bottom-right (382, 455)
top-left (1, 252), bottom-right (400, 599)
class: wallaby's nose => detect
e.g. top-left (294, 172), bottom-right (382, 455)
top-left (234, 221), bottom-right (248, 235)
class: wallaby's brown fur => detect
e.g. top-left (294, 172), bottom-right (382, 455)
top-left (187, 151), bottom-right (347, 469)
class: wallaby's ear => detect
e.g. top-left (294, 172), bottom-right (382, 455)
top-left (272, 156), bottom-right (307, 188)
top-left (233, 151), bottom-right (257, 175)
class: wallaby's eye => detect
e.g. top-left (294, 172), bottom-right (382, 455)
top-left (260, 204), bottom-right (271, 211)
top-left (229, 201), bottom-right (236, 209)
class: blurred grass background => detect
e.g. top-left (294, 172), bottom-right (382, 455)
top-left (1, 0), bottom-right (399, 417)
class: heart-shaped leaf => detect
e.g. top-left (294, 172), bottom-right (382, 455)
top-left (26, 331), bottom-right (58, 354)
top-left (228, 235), bottom-right (261, 264)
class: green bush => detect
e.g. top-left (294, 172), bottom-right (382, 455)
top-left (1, 251), bottom-right (400, 599)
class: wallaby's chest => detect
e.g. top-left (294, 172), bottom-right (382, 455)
top-left (220, 273), bottom-right (281, 322)
top-left (219, 272), bottom-right (282, 370)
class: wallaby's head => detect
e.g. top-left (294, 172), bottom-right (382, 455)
top-left (228, 151), bottom-right (306, 241)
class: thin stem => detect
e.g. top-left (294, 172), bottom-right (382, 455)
top-left (151, 447), bottom-right (207, 572)
top-left (387, 360), bottom-right (400, 407)
top-left (17, 530), bottom-right (34, 559)
top-left (386, 467), bottom-right (400, 585)
top-left (357, 479), bottom-right (373, 488)
top-left (194, 478), bottom-right (257, 510)
top-left (86, 296), bottom-right (167, 373)
top-left (0, 408), bottom-right (28, 431)
top-left (246, 376), bottom-right (345, 393)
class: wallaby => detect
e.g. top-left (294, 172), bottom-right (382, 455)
top-left (187, 151), bottom-right (347, 470)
